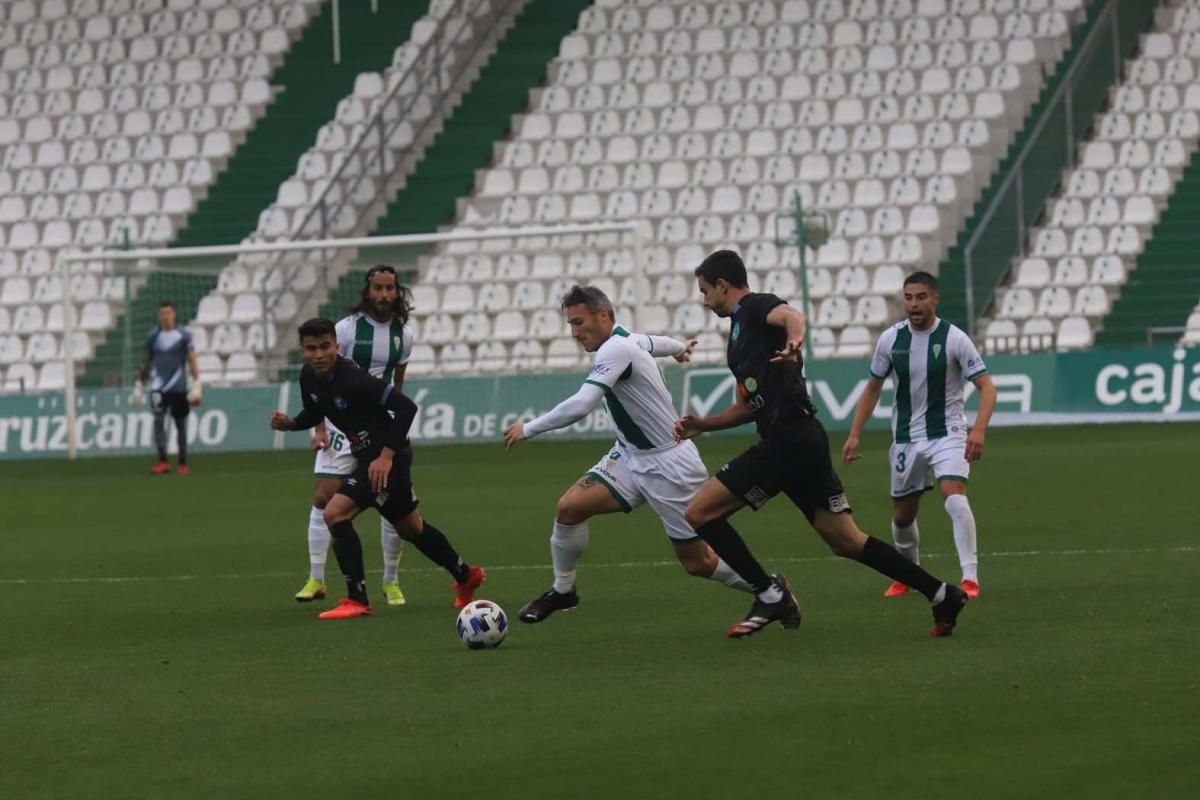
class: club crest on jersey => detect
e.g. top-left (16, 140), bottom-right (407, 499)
top-left (744, 377), bottom-right (758, 392)
top-left (393, 335), bottom-right (402, 349)
top-left (933, 344), bottom-right (943, 359)
top-left (731, 322), bottom-right (741, 341)
top-left (333, 396), bottom-right (348, 410)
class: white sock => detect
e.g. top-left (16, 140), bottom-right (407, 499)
top-left (380, 518), bottom-right (404, 583)
top-left (308, 506), bottom-right (330, 582)
top-left (891, 519), bottom-right (920, 564)
top-left (757, 585), bottom-right (784, 604)
top-left (931, 582), bottom-right (947, 605)
top-left (945, 494), bottom-right (978, 583)
top-left (550, 520), bottom-right (589, 594)
top-left (710, 558), bottom-right (754, 593)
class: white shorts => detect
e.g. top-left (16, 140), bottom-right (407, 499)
top-left (890, 433), bottom-right (970, 499)
top-left (313, 420), bottom-right (356, 478)
top-left (585, 440), bottom-right (709, 541)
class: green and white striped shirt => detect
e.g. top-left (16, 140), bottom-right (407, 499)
top-left (583, 326), bottom-right (680, 453)
top-left (869, 318), bottom-right (988, 444)
top-left (334, 312), bottom-right (413, 383)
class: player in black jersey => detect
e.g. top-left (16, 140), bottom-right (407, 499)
top-left (674, 251), bottom-right (967, 638)
top-left (270, 318), bottom-right (486, 619)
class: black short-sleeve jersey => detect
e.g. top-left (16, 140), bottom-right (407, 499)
top-left (726, 292), bottom-right (816, 436)
top-left (296, 357), bottom-right (416, 459)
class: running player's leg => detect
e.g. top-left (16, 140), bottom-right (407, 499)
top-left (685, 474), bottom-right (799, 636)
top-left (294, 476), bottom-right (341, 602)
top-left (931, 434), bottom-right (978, 594)
top-left (150, 392), bottom-right (170, 473)
top-left (297, 432), bottom-right (355, 601)
top-left (884, 441), bottom-right (929, 596)
top-left (388, 507), bottom-right (485, 607)
top-left (787, 418), bottom-right (966, 634)
top-left (684, 443), bottom-right (782, 600)
top-left (520, 455), bottom-right (638, 623)
top-left (640, 443), bottom-right (753, 593)
top-left (379, 517), bottom-right (406, 605)
top-left (378, 449), bottom-right (483, 607)
top-left (170, 394), bottom-right (190, 469)
top-left (808, 508), bottom-right (966, 636)
top-left (320, 490), bottom-right (371, 617)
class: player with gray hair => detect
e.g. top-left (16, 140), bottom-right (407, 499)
top-left (502, 285), bottom-right (764, 625)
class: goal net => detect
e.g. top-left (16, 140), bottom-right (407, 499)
top-left (56, 222), bottom-right (647, 457)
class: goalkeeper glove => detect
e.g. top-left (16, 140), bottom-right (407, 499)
top-left (188, 380), bottom-right (203, 406)
top-left (131, 380), bottom-right (144, 405)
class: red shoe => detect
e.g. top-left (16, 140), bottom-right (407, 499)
top-left (883, 580), bottom-right (910, 597)
top-left (453, 566), bottom-right (487, 608)
top-left (960, 579), bottom-right (980, 599)
top-left (177, 464), bottom-right (190, 475)
top-left (150, 461), bottom-right (171, 475)
top-left (318, 598), bottom-right (373, 619)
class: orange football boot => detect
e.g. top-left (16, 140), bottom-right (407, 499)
top-left (453, 566), bottom-right (487, 608)
top-left (318, 598), bottom-right (374, 619)
top-left (883, 580), bottom-right (910, 597)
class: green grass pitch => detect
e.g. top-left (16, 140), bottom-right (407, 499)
top-left (3, 424), bottom-right (1198, 799)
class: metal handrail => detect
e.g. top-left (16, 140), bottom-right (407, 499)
top-left (257, 0), bottom-right (499, 303)
top-left (963, 0), bottom-right (1120, 334)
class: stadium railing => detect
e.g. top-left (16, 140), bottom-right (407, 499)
top-left (961, 0), bottom-right (1157, 336)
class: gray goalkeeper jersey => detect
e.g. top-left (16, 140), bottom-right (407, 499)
top-left (145, 326), bottom-right (193, 393)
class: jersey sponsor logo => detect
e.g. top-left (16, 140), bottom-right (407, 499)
top-left (828, 493), bottom-right (849, 513)
top-left (591, 363), bottom-right (611, 376)
top-left (375, 491), bottom-right (390, 506)
top-left (593, 465), bottom-right (619, 482)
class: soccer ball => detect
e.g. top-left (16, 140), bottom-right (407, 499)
top-left (456, 600), bottom-right (508, 650)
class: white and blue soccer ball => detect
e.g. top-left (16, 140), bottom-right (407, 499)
top-left (456, 600), bottom-right (508, 650)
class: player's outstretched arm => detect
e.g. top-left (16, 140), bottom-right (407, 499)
top-left (965, 374), bottom-right (997, 462)
top-left (270, 411), bottom-right (296, 431)
top-left (766, 304), bottom-right (807, 363)
top-left (674, 401), bottom-right (754, 441)
top-left (635, 333), bottom-right (697, 363)
top-left (503, 383), bottom-right (605, 451)
top-left (842, 377), bottom-right (885, 465)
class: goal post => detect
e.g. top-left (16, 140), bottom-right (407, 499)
top-left (58, 221), bottom-right (647, 459)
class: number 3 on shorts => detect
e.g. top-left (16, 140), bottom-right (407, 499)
top-left (895, 451), bottom-right (907, 473)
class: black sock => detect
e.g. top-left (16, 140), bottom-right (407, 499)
top-left (857, 536), bottom-right (942, 601)
top-left (328, 520), bottom-right (368, 603)
top-left (694, 517), bottom-right (773, 594)
top-left (175, 420), bottom-right (187, 466)
top-left (154, 414), bottom-right (167, 461)
top-left (411, 522), bottom-right (470, 583)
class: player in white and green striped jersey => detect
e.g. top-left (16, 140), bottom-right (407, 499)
top-left (842, 272), bottom-right (997, 599)
top-left (294, 266), bottom-right (413, 607)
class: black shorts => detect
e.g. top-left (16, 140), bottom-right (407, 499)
top-left (337, 445), bottom-right (419, 522)
top-left (151, 391), bottom-right (190, 419)
top-left (716, 416), bottom-right (852, 523)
